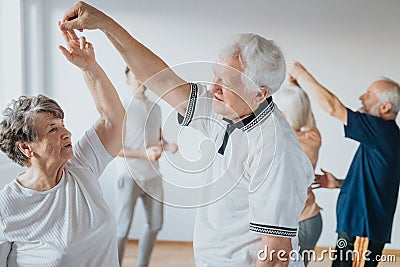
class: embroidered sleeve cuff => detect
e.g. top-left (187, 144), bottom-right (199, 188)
top-left (177, 83), bottom-right (198, 126)
top-left (249, 222), bottom-right (297, 238)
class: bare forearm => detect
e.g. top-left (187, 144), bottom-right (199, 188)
top-left (100, 20), bottom-right (190, 113)
top-left (118, 148), bottom-right (146, 159)
top-left (60, 2), bottom-right (189, 111)
top-left (296, 72), bottom-right (341, 115)
top-left (82, 63), bottom-right (125, 156)
top-left (83, 64), bottom-right (124, 123)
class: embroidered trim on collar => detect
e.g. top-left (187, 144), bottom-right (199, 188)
top-left (222, 96), bottom-right (275, 132)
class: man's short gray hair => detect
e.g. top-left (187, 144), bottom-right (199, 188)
top-left (378, 77), bottom-right (400, 116)
top-left (219, 33), bottom-right (286, 95)
top-left (274, 83), bottom-right (315, 131)
top-left (0, 95), bottom-right (64, 166)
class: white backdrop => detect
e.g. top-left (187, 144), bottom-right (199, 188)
top-left (1, 0), bottom-right (400, 249)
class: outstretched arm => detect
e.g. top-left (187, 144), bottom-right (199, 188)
top-left (118, 146), bottom-right (163, 161)
top-left (60, 1), bottom-right (190, 115)
top-left (287, 61), bottom-right (348, 125)
top-left (59, 28), bottom-right (125, 156)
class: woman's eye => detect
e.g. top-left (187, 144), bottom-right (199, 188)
top-left (49, 128), bottom-right (57, 133)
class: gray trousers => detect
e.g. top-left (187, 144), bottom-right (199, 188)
top-left (298, 212), bottom-right (323, 266)
top-left (115, 175), bottom-right (163, 267)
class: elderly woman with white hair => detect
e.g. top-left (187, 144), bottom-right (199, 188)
top-left (274, 82), bottom-right (323, 266)
top-left (0, 28), bottom-right (125, 266)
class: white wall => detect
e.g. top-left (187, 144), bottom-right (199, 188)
top-left (0, 0), bottom-right (22, 110)
top-left (1, 0), bottom-right (400, 248)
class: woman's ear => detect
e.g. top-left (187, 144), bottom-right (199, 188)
top-left (17, 142), bottom-right (33, 158)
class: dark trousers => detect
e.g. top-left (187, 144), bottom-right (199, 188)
top-left (332, 232), bottom-right (385, 267)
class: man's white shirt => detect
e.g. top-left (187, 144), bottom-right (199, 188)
top-left (179, 84), bottom-right (313, 267)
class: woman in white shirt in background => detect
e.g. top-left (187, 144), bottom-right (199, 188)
top-left (274, 82), bottom-right (323, 266)
top-left (0, 28), bottom-right (124, 266)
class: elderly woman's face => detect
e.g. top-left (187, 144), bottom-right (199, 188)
top-left (29, 112), bottom-right (73, 165)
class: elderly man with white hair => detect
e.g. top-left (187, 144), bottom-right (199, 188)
top-left (288, 61), bottom-right (400, 267)
top-left (60, 2), bottom-right (314, 266)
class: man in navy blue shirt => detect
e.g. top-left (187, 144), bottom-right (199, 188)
top-left (288, 61), bottom-right (400, 267)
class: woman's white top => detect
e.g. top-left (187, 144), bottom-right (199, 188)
top-left (0, 127), bottom-right (118, 267)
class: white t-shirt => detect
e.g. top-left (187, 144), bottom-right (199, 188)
top-left (179, 84), bottom-right (314, 267)
top-left (0, 127), bottom-right (118, 267)
top-left (117, 97), bottom-right (162, 181)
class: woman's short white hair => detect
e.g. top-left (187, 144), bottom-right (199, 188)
top-left (274, 82), bottom-right (315, 131)
top-left (219, 33), bottom-right (286, 95)
top-left (378, 77), bottom-right (400, 116)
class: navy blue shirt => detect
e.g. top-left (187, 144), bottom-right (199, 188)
top-left (336, 108), bottom-right (400, 243)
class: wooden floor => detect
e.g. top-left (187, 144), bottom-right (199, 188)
top-left (122, 240), bottom-right (399, 267)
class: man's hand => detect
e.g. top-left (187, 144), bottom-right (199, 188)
top-left (313, 169), bottom-right (342, 189)
top-left (287, 61), bottom-right (309, 83)
top-left (146, 146), bottom-right (163, 161)
top-left (60, 1), bottom-right (110, 31)
top-left (256, 235), bottom-right (292, 267)
top-left (58, 26), bottom-right (96, 71)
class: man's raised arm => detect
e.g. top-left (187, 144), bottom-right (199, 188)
top-left (60, 1), bottom-right (190, 115)
top-left (287, 61), bottom-right (348, 125)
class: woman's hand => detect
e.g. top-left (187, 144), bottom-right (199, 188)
top-left (58, 23), bottom-right (96, 71)
top-left (313, 169), bottom-right (342, 189)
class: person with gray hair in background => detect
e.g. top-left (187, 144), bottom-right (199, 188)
top-left (274, 83), bottom-right (323, 266)
top-left (0, 28), bottom-right (125, 266)
top-left (60, 2), bottom-right (314, 266)
top-left (288, 61), bottom-right (400, 267)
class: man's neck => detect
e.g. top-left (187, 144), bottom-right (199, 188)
top-left (231, 111), bottom-right (253, 123)
top-left (380, 113), bottom-right (396, 121)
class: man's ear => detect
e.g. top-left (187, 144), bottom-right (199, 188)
top-left (379, 102), bottom-right (392, 115)
top-left (253, 86), bottom-right (269, 105)
top-left (17, 142), bottom-right (33, 158)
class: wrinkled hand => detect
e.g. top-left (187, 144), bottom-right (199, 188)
top-left (313, 169), bottom-right (340, 189)
top-left (146, 146), bottom-right (163, 161)
top-left (60, 1), bottom-right (109, 31)
top-left (58, 25), bottom-right (96, 70)
top-left (287, 61), bottom-right (308, 84)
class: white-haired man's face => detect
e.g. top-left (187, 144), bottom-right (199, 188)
top-left (209, 55), bottom-right (261, 122)
top-left (358, 80), bottom-right (388, 117)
